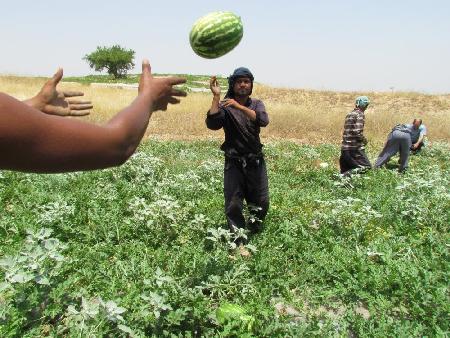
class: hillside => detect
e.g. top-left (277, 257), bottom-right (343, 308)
top-left (1, 74), bottom-right (449, 144)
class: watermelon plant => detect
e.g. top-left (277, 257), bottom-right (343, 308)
top-left (0, 141), bottom-right (449, 336)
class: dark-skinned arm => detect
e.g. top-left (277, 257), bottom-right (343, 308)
top-left (0, 60), bottom-right (186, 173)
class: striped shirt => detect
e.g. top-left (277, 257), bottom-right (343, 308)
top-left (341, 109), bottom-right (366, 150)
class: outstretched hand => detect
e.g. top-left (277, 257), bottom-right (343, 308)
top-left (138, 59), bottom-right (186, 112)
top-left (29, 68), bottom-right (93, 116)
top-left (210, 76), bottom-right (221, 96)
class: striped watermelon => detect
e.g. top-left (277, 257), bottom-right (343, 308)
top-left (189, 11), bottom-right (243, 59)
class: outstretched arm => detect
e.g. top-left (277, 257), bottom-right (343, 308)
top-left (0, 60), bottom-right (186, 173)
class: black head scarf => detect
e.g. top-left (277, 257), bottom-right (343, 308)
top-left (225, 67), bottom-right (254, 99)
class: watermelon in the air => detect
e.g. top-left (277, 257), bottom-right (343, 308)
top-left (189, 11), bottom-right (243, 59)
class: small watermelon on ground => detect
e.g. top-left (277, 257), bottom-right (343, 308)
top-left (189, 11), bottom-right (243, 59)
top-left (216, 303), bottom-right (254, 330)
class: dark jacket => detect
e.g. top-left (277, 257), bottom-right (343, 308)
top-left (206, 98), bottom-right (269, 155)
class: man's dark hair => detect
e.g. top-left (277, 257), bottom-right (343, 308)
top-left (413, 118), bottom-right (423, 124)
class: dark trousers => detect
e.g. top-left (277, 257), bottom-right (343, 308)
top-left (339, 149), bottom-right (372, 175)
top-left (224, 157), bottom-right (269, 235)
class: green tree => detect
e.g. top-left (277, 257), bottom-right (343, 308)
top-left (83, 45), bottom-right (135, 79)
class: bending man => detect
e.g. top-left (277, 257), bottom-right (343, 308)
top-left (375, 119), bottom-right (427, 172)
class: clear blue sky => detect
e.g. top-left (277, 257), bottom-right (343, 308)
top-left (1, 0), bottom-right (449, 93)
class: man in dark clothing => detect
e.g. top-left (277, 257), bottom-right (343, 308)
top-left (206, 67), bottom-right (269, 253)
top-left (339, 96), bottom-right (372, 175)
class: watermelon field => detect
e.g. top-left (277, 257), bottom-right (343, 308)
top-left (1, 0), bottom-right (450, 336)
top-left (1, 138), bottom-right (449, 337)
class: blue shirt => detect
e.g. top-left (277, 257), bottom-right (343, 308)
top-left (393, 124), bottom-right (427, 144)
top-left (405, 124), bottom-right (427, 144)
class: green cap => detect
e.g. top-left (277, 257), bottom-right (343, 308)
top-left (355, 96), bottom-right (370, 108)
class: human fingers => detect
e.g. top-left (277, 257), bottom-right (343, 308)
top-left (69, 104), bottom-right (94, 110)
top-left (51, 68), bottom-right (64, 85)
top-left (170, 88), bottom-right (187, 97)
top-left (142, 59), bottom-right (152, 77)
top-left (167, 97), bottom-right (181, 105)
top-left (153, 96), bottom-right (181, 111)
top-left (63, 91), bottom-right (85, 97)
top-left (69, 110), bottom-right (91, 116)
top-left (66, 99), bottom-right (92, 105)
top-left (139, 59), bottom-right (152, 93)
top-left (166, 76), bottom-right (186, 86)
top-left (224, 99), bottom-right (236, 107)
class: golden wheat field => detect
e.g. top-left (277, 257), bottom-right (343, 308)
top-left (1, 75), bottom-right (449, 145)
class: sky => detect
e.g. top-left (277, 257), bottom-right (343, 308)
top-left (1, 0), bottom-right (449, 93)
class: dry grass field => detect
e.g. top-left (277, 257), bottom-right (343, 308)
top-left (1, 75), bottom-right (449, 145)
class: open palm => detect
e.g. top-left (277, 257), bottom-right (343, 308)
top-left (33, 68), bottom-right (93, 116)
top-left (210, 76), bottom-right (221, 96)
